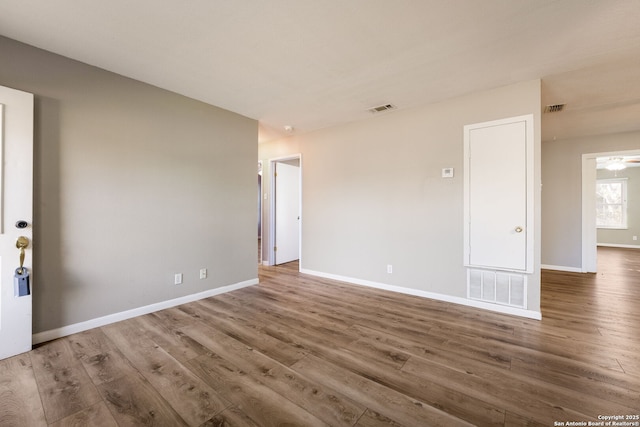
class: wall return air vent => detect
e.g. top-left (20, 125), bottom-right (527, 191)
top-left (368, 104), bottom-right (396, 114)
top-left (468, 268), bottom-right (526, 309)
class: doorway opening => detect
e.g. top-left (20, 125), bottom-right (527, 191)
top-left (269, 155), bottom-right (302, 268)
top-left (258, 161), bottom-right (263, 265)
top-left (581, 149), bottom-right (640, 272)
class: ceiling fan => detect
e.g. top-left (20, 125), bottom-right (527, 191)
top-left (597, 156), bottom-right (640, 171)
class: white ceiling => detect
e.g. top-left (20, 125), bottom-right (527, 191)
top-left (1, 0), bottom-right (639, 143)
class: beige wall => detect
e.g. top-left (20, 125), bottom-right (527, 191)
top-left (596, 166), bottom-right (640, 246)
top-left (542, 131), bottom-right (640, 269)
top-left (0, 37), bottom-right (258, 333)
top-left (260, 80), bottom-right (542, 315)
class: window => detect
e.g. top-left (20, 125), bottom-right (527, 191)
top-left (596, 178), bottom-right (628, 229)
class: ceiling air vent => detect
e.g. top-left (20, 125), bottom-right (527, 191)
top-left (543, 104), bottom-right (565, 113)
top-left (368, 104), bottom-right (396, 114)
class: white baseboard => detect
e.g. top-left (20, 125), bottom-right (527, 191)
top-left (597, 243), bottom-right (640, 249)
top-left (300, 269), bottom-right (541, 320)
top-left (541, 264), bottom-right (583, 273)
top-left (32, 278), bottom-right (259, 345)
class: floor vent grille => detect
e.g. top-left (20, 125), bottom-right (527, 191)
top-left (468, 269), bottom-right (526, 309)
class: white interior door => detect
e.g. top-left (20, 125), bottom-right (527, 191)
top-left (274, 160), bottom-right (300, 265)
top-left (0, 85), bottom-right (34, 360)
top-left (464, 115), bottom-right (533, 272)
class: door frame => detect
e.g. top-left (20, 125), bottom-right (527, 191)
top-left (269, 154), bottom-right (302, 268)
top-left (463, 114), bottom-right (535, 273)
top-left (581, 148), bottom-right (640, 272)
top-left (258, 160), bottom-right (263, 265)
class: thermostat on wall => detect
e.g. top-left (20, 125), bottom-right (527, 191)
top-left (442, 167), bottom-right (454, 178)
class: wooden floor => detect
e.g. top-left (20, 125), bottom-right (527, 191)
top-left (1, 248), bottom-right (639, 426)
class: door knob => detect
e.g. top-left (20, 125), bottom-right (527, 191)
top-left (16, 236), bottom-right (29, 274)
top-left (515, 226), bottom-right (523, 233)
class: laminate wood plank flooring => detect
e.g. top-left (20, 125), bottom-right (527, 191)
top-left (0, 353), bottom-right (47, 426)
top-left (29, 338), bottom-right (102, 423)
top-left (0, 247), bottom-right (639, 426)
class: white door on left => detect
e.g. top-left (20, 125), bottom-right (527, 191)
top-left (0, 85), bottom-right (34, 360)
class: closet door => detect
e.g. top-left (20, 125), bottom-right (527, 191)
top-left (464, 115), bottom-right (533, 273)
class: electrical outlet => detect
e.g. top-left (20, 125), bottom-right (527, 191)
top-left (633, 236), bottom-right (638, 241)
top-left (200, 268), bottom-right (207, 279)
top-left (387, 264), bottom-right (393, 274)
top-left (174, 273), bottom-right (183, 285)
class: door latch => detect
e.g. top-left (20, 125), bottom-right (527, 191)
top-left (14, 236), bottom-right (30, 297)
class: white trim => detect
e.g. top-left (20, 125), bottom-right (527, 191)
top-left (541, 264), bottom-right (583, 273)
top-left (32, 278), bottom-right (258, 345)
top-left (258, 160), bottom-right (263, 265)
top-left (269, 154), bottom-right (302, 269)
top-left (582, 149), bottom-right (640, 273)
top-left (597, 243), bottom-right (640, 249)
top-left (301, 268), bottom-right (541, 320)
top-left (582, 156), bottom-right (598, 272)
